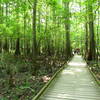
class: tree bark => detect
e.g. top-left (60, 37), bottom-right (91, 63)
top-left (64, 1), bottom-right (71, 59)
top-left (14, 2), bottom-right (20, 55)
top-left (85, 5), bottom-right (89, 59)
top-left (0, 4), bottom-right (3, 53)
top-left (32, 0), bottom-right (38, 59)
top-left (87, 2), bottom-right (96, 61)
top-left (15, 38), bottom-right (20, 55)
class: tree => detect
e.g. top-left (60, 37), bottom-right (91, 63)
top-left (32, 0), bottom-right (38, 58)
top-left (87, 0), bottom-right (96, 61)
top-left (15, 1), bottom-right (21, 55)
top-left (64, 1), bottom-right (71, 59)
top-left (85, 3), bottom-right (89, 59)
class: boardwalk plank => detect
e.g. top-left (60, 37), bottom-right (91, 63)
top-left (38, 55), bottom-right (100, 100)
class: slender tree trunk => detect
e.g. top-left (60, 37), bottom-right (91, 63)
top-left (64, 1), bottom-right (71, 59)
top-left (3, 3), bottom-right (9, 52)
top-left (44, 7), bottom-right (49, 55)
top-left (15, 2), bottom-right (20, 55)
top-left (23, 4), bottom-right (26, 55)
top-left (37, 10), bottom-right (41, 55)
top-left (87, 2), bottom-right (96, 61)
top-left (4, 38), bottom-right (9, 52)
top-left (15, 38), bottom-right (20, 55)
top-left (96, 6), bottom-right (99, 63)
top-left (0, 4), bottom-right (2, 53)
top-left (32, 0), bottom-right (38, 75)
top-left (0, 39), bottom-right (2, 53)
top-left (85, 5), bottom-right (89, 59)
top-left (85, 21), bottom-right (89, 58)
top-left (32, 0), bottom-right (37, 59)
top-left (26, 39), bottom-right (30, 55)
top-left (38, 10), bottom-right (41, 33)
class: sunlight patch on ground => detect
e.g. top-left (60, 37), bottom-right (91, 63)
top-left (75, 68), bottom-right (83, 72)
top-left (54, 93), bottom-right (72, 98)
top-left (62, 70), bottom-right (75, 75)
top-left (62, 68), bottom-right (83, 75)
top-left (68, 62), bottom-right (86, 67)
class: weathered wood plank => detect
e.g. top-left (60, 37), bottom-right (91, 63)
top-left (38, 55), bottom-right (100, 100)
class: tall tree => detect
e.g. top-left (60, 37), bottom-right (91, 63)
top-left (64, 1), bottom-right (71, 59)
top-left (87, 0), bottom-right (96, 61)
top-left (85, 3), bottom-right (89, 59)
top-left (4, 3), bottom-right (9, 52)
top-left (32, 0), bottom-right (38, 58)
top-left (0, 3), bottom-right (3, 53)
top-left (15, 1), bottom-right (21, 55)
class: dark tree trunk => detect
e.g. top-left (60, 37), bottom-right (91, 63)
top-left (14, 1), bottom-right (21, 56)
top-left (26, 40), bottom-right (31, 55)
top-left (3, 4), bottom-right (9, 52)
top-left (31, 0), bottom-right (38, 75)
top-left (0, 4), bottom-right (2, 53)
top-left (37, 10), bottom-right (41, 55)
top-left (32, 0), bottom-right (38, 59)
top-left (85, 5), bottom-right (89, 59)
top-left (15, 38), bottom-right (20, 55)
top-left (96, 7), bottom-right (99, 62)
top-left (0, 39), bottom-right (2, 53)
top-left (23, 5), bottom-right (26, 55)
top-left (3, 38), bottom-right (9, 52)
top-left (85, 22), bottom-right (89, 58)
top-left (87, 2), bottom-right (96, 61)
top-left (64, 1), bottom-right (71, 59)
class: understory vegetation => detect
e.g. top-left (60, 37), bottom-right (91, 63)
top-left (0, 53), bottom-right (66, 100)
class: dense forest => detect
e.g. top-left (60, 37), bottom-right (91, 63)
top-left (0, 0), bottom-right (100, 100)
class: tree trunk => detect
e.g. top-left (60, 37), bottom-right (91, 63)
top-left (32, 0), bottom-right (37, 59)
top-left (85, 21), bottom-right (89, 58)
top-left (32, 0), bottom-right (38, 75)
top-left (64, 1), bottom-right (71, 59)
top-left (85, 5), bottom-right (89, 59)
top-left (96, 6), bottom-right (99, 63)
top-left (3, 38), bottom-right (9, 52)
top-left (3, 3), bottom-right (9, 52)
top-left (0, 4), bottom-right (2, 53)
top-left (14, 2), bottom-right (20, 56)
top-left (15, 38), bottom-right (20, 55)
top-left (87, 2), bottom-right (96, 61)
top-left (23, 4), bottom-right (26, 55)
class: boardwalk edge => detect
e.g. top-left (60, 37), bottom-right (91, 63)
top-left (32, 59), bottom-right (71, 100)
top-left (87, 65), bottom-right (100, 86)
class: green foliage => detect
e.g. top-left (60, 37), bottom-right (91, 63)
top-left (0, 0), bottom-right (99, 99)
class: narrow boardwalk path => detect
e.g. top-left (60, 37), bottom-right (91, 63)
top-left (38, 55), bottom-right (100, 100)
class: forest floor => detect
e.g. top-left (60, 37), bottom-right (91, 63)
top-left (0, 53), bottom-right (66, 100)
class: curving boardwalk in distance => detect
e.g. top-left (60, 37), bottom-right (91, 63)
top-left (38, 55), bottom-right (100, 100)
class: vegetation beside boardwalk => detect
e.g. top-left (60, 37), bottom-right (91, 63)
top-left (0, 53), bottom-right (66, 100)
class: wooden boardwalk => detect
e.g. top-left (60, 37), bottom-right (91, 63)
top-left (38, 55), bottom-right (100, 100)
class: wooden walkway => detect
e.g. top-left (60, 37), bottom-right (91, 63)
top-left (38, 55), bottom-right (100, 100)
